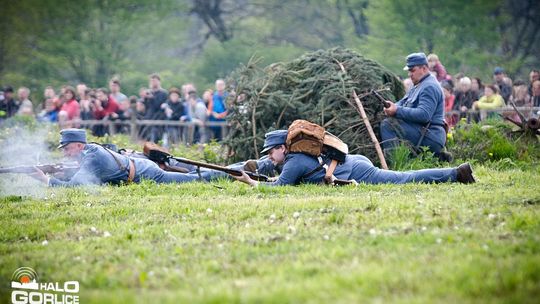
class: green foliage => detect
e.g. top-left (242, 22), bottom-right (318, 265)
top-left (448, 121), bottom-right (540, 164)
top-left (387, 144), bottom-right (442, 171)
top-left (194, 39), bottom-right (306, 88)
top-left (2, 0), bottom-right (539, 106)
top-left (0, 115), bottom-right (39, 130)
top-left (363, 0), bottom-right (536, 80)
top-left (169, 140), bottom-right (228, 164)
top-left (385, 119), bottom-right (539, 171)
top-left (201, 141), bottom-right (228, 164)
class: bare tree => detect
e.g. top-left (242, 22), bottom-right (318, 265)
top-left (191, 0), bottom-right (232, 42)
top-left (337, 0), bottom-right (370, 38)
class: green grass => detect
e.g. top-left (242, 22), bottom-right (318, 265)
top-left (1, 166), bottom-right (540, 303)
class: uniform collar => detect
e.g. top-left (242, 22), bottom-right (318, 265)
top-left (410, 73), bottom-right (432, 91)
top-left (417, 73), bottom-right (431, 84)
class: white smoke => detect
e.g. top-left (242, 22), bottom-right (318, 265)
top-left (0, 124), bottom-right (58, 197)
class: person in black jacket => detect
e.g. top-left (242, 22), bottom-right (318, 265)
top-left (0, 86), bottom-right (19, 121)
top-left (164, 87), bottom-right (189, 144)
top-left (493, 67), bottom-right (512, 104)
top-left (145, 74), bottom-right (168, 143)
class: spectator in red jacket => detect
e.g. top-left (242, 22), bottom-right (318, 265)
top-left (59, 86), bottom-right (81, 128)
top-left (93, 88), bottom-right (119, 119)
top-left (92, 88), bottom-right (119, 136)
top-left (442, 82), bottom-right (457, 127)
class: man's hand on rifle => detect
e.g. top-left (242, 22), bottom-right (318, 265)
top-left (383, 101), bottom-right (398, 116)
top-left (231, 171), bottom-right (259, 187)
top-left (28, 167), bottom-right (49, 184)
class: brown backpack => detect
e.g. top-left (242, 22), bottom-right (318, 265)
top-left (286, 120), bottom-right (326, 156)
top-left (286, 120), bottom-right (351, 185)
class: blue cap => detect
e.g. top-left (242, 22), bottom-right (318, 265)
top-left (403, 52), bottom-right (428, 70)
top-left (260, 130), bottom-right (288, 154)
top-left (493, 67), bottom-right (504, 75)
top-left (58, 128), bottom-right (87, 148)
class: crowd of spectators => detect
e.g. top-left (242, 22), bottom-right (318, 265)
top-left (0, 74), bottom-right (229, 145)
top-left (406, 54), bottom-right (540, 128)
top-left (1, 62), bottom-right (539, 144)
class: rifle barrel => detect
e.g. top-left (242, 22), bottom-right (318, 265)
top-left (0, 164), bottom-right (79, 174)
top-left (0, 166), bottom-right (37, 174)
top-left (171, 157), bottom-right (269, 182)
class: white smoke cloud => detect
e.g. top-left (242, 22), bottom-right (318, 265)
top-left (0, 124), bottom-right (58, 197)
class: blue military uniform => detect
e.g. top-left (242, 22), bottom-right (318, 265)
top-left (196, 130), bottom-right (287, 181)
top-left (380, 53), bottom-right (446, 154)
top-left (49, 129), bottom-right (200, 187)
top-left (194, 130), bottom-right (286, 181)
top-left (259, 129), bottom-right (460, 186)
top-left (49, 143), bottom-right (201, 186)
top-left (122, 149), bottom-right (279, 182)
top-left (50, 129), bottom-right (279, 186)
top-left (267, 153), bottom-right (457, 186)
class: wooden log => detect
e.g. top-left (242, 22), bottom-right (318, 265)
top-left (352, 90), bottom-right (389, 169)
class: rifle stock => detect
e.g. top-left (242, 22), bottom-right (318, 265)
top-left (0, 163), bottom-right (79, 174)
top-left (147, 149), bottom-right (270, 182)
top-left (371, 89), bottom-right (391, 108)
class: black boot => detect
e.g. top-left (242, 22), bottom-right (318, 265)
top-left (456, 163), bottom-right (475, 184)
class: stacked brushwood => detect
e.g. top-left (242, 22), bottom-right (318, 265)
top-left (224, 47), bottom-right (405, 162)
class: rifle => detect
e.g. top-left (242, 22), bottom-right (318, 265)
top-left (0, 163), bottom-right (79, 175)
top-left (147, 149), bottom-right (270, 182)
top-left (371, 89), bottom-right (391, 109)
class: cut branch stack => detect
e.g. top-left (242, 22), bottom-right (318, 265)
top-left (225, 47), bottom-right (404, 163)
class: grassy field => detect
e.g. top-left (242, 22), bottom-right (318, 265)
top-left (1, 165), bottom-right (540, 303)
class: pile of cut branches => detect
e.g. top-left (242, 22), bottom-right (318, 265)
top-left (225, 47), bottom-right (404, 161)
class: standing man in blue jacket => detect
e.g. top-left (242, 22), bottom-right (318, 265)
top-left (380, 52), bottom-right (446, 155)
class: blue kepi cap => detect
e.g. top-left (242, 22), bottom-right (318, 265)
top-left (260, 130), bottom-right (288, 154)
top-left (403, 52), bottom-right (428, 70)
top-left (58, 128), bottom-right (87, 149)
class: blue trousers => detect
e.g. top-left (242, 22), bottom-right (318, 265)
top-left (380, 118), bottom-right (445, 153)
top-left (347, 155), bottom-right (457, 184)
top-left (132, 158), bottom-right (200, 183)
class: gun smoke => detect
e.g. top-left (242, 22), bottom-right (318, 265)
top-left (0, 125), bottom-right (56, 197)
